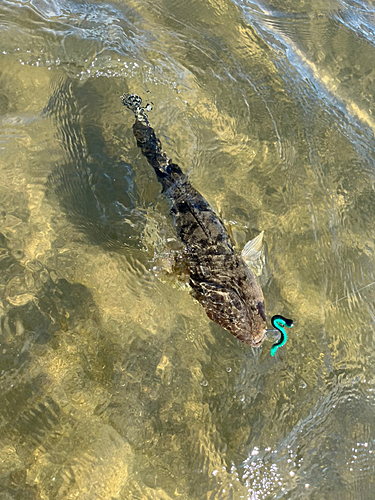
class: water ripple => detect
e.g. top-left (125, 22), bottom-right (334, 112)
top-left (2, 0), bottom-right (375, 498)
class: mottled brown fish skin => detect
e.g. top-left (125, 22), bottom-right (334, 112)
top-left (122, 94), bottom-right (266, 347)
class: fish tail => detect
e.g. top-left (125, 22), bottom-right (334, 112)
top-left (121, 93), bottom-right (183, 189)
top-left (121, 93), bottom-right (150, 124)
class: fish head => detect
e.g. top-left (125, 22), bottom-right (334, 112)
top-left (194, 268), bottom-right (267, 347)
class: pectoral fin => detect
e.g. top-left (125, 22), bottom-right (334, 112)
top-left (241, 231), bottom-right (264, 269)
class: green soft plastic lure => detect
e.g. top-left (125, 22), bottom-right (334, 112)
top-left (270, 315), bottom-right (294, 356)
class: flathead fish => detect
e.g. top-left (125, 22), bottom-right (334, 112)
top-left (122, 94), bottom-right (266, 347)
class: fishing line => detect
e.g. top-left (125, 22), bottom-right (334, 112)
top-left (330, 280), bottom-right (375, 306)
top-left (268, 279), bottom-right (375, 357)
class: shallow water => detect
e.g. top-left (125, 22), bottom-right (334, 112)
top-left (1, 0), bottom-right (375, 499)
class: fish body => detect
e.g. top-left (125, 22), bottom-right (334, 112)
top-left (122, 94), bottom-right (266, 347)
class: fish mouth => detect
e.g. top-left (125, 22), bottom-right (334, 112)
top-left (248, 330), bottom-right (266, 347)
top-left (234, 323), bottom-right (266, 347)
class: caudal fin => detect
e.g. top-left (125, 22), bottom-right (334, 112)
top-left (121, 93), bottom-right (142, 112)
top-left (121, 93), bottom-right (150, 125)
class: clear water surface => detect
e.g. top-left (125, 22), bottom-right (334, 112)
top-left (0, 0), bottom-right (375, 499)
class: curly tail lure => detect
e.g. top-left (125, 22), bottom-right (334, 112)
top-left (270, 315), bottom-right (294, 356)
